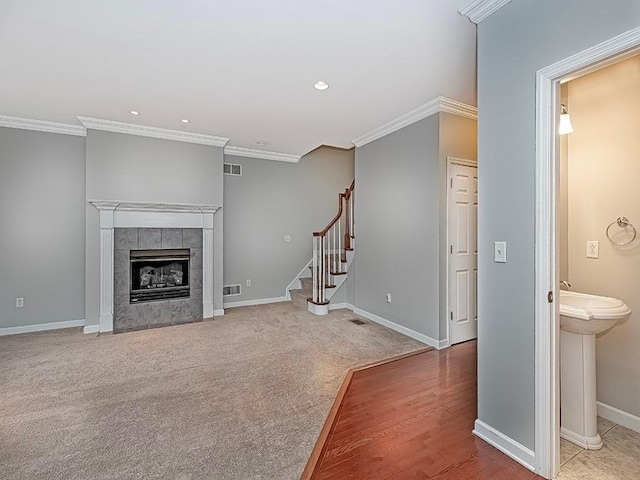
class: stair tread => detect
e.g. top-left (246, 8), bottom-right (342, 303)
top-left (290, 288), bottom-right (311, 296)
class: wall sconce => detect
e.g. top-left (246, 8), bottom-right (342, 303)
top-left (559, 104), bottom-right (574, 135)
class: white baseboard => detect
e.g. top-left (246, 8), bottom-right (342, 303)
top-left (223, 296), bottom-right (288, 309)
top-left (83, 325), bottom-right (100, 335)
top-left (328, 302), bottom-right (351, 311)
top-left (351, 307), bottom-right (447, 350)
top-left (597, 401), bottom-right (640, 434)
top-left (473, 419), bottom-right (536, 472)
top-left (0, 319), bottom-right (85, 336)
top-left (213, 309), bottom-right (225, 316)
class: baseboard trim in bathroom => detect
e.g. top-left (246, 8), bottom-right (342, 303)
top-left (597, 401), bottom-right (640, 434)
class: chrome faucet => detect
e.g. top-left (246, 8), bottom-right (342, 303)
top-left (560, 280), bottom-right (571, 290)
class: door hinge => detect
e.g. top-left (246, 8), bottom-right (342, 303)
top-left (450, 311), bottom-right (453, 321)
top-left (450, 245), bottom-right (453, 254)
top-left (450, 178), bottom-right (453, 188)
top-left (547, 291), bottom-right (553, 303)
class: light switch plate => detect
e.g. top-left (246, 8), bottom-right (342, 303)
top-left (494, 241), bottom-right (507, 263)
top-left (586, 240), bottom-right (599, 259)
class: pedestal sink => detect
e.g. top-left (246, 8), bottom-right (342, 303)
top-left (560, 291), bottom-right (631, 450)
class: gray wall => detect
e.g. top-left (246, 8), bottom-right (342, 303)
top-left (0, 127), bottom-right (86, 328)
top-left (85, 130), bottom-right (225, 326)
top-left (477, 0), bottom-right (640, 451)
top-left (354, 116), bottom-right (441, 340)
top-left (353, 113), bottom-right (477, 342)
top-left (566, 55), bottom-right (640, 418)
top-left (223, 147), bottom-right (354, 303)
top-left (86, 131), bottom-right (223, 205)
top-left (346, 260), bottom-right (356, 306)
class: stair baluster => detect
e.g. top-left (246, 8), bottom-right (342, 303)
top-left (310, 181), bottom-right (355, 307)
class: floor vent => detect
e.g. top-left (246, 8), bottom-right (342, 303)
top-left (349, 318), bottom-right (366, 325)
top-left (223, 163), bottom-right (242, 176)
top-left (223, 284), bottom-right (241, 296)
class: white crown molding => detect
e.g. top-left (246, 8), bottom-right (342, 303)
top-left (439, 97), bottom-right (479, 120)
top-left (224, 145), bottom-right (301, 163)
top-left (77, 116), bottom-right (229, 147)
top-left (459, 0), bottom-right (511, 24)
top-left (0, 115), bottom-right (86, 137)
top-left (352, 96), bottom-right (477, 148)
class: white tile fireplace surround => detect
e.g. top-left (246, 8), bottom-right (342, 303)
top-left (90, 201), bottom-right (220, 333)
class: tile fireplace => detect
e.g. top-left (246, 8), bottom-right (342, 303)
top-left (89, 201), bottom-right (220, 334)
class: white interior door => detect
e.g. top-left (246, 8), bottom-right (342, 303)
top-left (448, 160), bottom-right (478, 345)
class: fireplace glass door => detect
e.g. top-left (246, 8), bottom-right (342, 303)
top-left (130, 249), bottom-right (190, 303)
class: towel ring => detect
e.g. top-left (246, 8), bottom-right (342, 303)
top-left (606, 216), bottom-right (637, 246)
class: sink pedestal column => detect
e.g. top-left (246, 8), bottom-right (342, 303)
top-left (560, 330), bottom-right (603, 450)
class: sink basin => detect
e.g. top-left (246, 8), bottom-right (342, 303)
top-left (559, 290), bottom-right (631, 334)
top-left (559, 290), bottom-right (631, 450)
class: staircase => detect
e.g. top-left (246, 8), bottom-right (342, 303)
top-left (288, 181), bottom-right (355, 315)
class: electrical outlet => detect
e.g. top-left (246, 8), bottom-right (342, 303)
top-left (284, 234), bottom-right (291, 243)
top-left (386, 293), bottom-right (392, 303)
top-left (586, 241), bottom-right (599, 259)
top-left (16, 297), bottom-right (24, 308)
top-left (246, 279), bottom-right (252, 287)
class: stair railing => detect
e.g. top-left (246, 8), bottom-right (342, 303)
top-left (311, 180), bottom-right (355, 306)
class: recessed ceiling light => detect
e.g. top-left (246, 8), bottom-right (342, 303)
top-left (256, 140), bottom-right (267, 146)
top-left (181, 119), bottom-right (190, 123)
top-left (129, 110), bottom-right (140, 116)
top-left (314, 81), bottom-right (329, 91)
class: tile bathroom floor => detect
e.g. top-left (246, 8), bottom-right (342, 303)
top-left (559, 417), bottom-right (640, 479)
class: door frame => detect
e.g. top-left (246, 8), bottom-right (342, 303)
top-left (446, 156), bottom-right (478, 347)
top-left (534, 26), bottom-right (640, 479)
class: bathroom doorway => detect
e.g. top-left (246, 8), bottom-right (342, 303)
top-left (557, 53), bottom-right (640, 479)
top-left (534, 27), bottom-right (640, 479)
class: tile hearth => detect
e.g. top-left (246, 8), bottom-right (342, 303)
top-left (113, 227), bottom-right (203, 333)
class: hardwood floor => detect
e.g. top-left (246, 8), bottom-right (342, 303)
top-left (302, 341), bottom-right (541, 480)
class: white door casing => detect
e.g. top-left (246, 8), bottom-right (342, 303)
top-left (534, 27), bottom-right (640, 479)
top-left (447, 158), bottom-right (478, 345)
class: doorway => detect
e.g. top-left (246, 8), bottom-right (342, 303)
top-left (447, 157), bottom-right (478, 345)
top-left (534, 27), bottom-right (640, 479)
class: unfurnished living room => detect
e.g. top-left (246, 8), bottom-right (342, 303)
top-left (2, 1), bottom-right (640, 479)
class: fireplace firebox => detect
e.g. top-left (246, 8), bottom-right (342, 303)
top-left (130, 249), bottom-right (190, 303)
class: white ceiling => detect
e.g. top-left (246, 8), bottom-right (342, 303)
top-left (0, 0), bottom-right (477, 156)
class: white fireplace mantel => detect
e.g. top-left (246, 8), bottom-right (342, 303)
top-left (90, 200), bottom-right (221, 333)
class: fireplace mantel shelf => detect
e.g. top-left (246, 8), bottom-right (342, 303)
top-left (89, 200), bottom-right (221, 214)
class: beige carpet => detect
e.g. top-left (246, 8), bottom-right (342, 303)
top-left (0, 303), bottom-right (425, 479)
